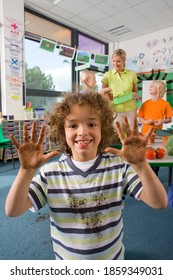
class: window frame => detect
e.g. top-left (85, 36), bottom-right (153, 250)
top-left (75, 30), bottom-right (109, 87)
top-left (24, 8), bottom-right (108, 104)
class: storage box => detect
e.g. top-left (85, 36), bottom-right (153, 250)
top-left (24, 108), bottom-right (33, 120)
top-left (35, 108), bottom-right (45, 119)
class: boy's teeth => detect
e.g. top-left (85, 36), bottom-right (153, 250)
top-left (78, 141), bottom-right (89, 144)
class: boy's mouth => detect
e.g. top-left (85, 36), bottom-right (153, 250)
top-left (75, 140), bottom-right (92, 145)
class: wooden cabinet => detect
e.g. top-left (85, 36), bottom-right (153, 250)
top-left (0, 119), bottom-right (52, 161)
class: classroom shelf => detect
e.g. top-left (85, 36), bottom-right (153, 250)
top-left (0, 119), bottom-right (55, 161)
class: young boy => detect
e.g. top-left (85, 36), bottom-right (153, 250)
top-left (6, 92), bottom-right (167, 260)
top-left (80, 70), bottom-right (111, 99)
top-left (138, 80), bottom-right (172, 175)
top-left (80, 70), bottom-right (97, 93)
top-left (138, 80), bottom-right (172, 135)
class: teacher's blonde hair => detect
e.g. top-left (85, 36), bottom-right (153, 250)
top-left (112, 49), bottom-right (126, 61)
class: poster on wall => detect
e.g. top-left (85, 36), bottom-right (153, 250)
top-left (4, 16), bottom-right (24, 102)
top-left (75, 50), bottom-right (91, 64)
top-left (126, 57), bottom-right (139, 71)
top-left (40, 38), bottom-right (56, 52)
top-left (94, 54), bottom-right (109, 66)
top-left (59, 44), bottom-right (76, 59)
top-left (75, 63), bottom-right (90, 71)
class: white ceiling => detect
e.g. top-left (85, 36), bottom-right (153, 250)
top-left (24, 0), bottom-right (173, 43)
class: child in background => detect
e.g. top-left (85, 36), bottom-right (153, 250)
top-left (138, 80), bottom-right (172, 175)
top-left (80, 70), bottom-right (97, 93)
top-left (6, 92), bottom-right (167, 260)
top-left (80, 70), bottom-right (111, 98)
top-left (138, 80), bottom-right (172, 136)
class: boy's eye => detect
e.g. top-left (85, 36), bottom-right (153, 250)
top-left (66, 123), bottom-right (77, 128)
top-left (88, 123), bottom-right (96, 127)
top-left (70, 124), bottom-right (77, 128)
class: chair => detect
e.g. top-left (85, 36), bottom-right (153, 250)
top-left (0, 124), bottom-right (15, 169)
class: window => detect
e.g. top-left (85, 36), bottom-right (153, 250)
top-left (25, 11), bottom-right (71, 45)
top-left (24, 10), bottom-right (108, 111)
top-left (24, 10), bottom-right (72, 111)
top-left (78, 33), bottom-right (106, 54)
top-left (77, 33), bottom-right (108, 91)
top-left (25, 39), bottom-right (72, 92)
top-left (78, 33), bottom-right (108, 70)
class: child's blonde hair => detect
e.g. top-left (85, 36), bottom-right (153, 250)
top-left (80, 70), bottom-right (95, 84)
top-left (152, 80), bottom-right (166, 98)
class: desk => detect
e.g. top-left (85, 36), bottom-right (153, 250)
top-left (147, 139), bottom-right (173, 185)
top-left (111, 140), bottom-right (173, 185)
top-left (148, 157), bottom-right (173, 185)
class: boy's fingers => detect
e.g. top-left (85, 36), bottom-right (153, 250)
top-left (9, 134), bottom-right (20, 149)
top-left (132, 117), bottom-right (138, 135)
top-left (122, 116), bottom-right (131, 137)
top-left (44, 151), bottom-right (60, 161)
top-left (38, 125), bottom-right (46, 145)
top-left (31, 121), bottom-right (37, 142)
top-left (115, 121), bottom-right (125, 141)
top-left (105, 147), bottom-right (122, 157)
top-left (23, 123), bottom-right (29, 143)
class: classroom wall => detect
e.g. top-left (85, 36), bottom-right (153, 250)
top-left (119, 26), bottom-right (173, 105)
top-left (0, 0), bottom-right (25, 119)
top-left (119, 26), bottom-right (173, 73)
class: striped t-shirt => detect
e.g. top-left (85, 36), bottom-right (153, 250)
top-left (28, 153), bottom-right (143, 260)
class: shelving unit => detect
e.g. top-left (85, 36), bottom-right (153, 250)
top-left (0, 119), bottom-right (52, 161)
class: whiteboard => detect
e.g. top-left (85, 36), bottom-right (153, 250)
top-left (142, 80), bottom-right (166, 103)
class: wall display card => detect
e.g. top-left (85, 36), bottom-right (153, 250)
top-left (75, 50), bottom-right (91, 64)
top-left (126, 57), bottom-right (139, 71)
top-left (75, 63), bottom-right (90, 71)
top-left (94, 54), bottom-right (109, 66)
top-left (40, 38), bottom-right (56, 52)
top-left (59, 44), bottom-right (76, 59)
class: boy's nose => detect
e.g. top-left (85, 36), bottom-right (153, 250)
top-left (77, 126), bottom-right (88, 136)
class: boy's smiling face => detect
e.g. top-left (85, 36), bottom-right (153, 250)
top-left (64, 104), bottom-right (101, 162)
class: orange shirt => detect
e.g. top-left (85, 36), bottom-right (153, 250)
top-left (138, 99), bottom-right (172, 134)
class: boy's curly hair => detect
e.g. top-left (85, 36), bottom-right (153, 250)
top-left (47, 92), bottom-right (116, 154)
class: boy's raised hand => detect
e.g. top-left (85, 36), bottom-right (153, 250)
top-left (9, 121), bottom-right (60, 170)
top-left (105, 116), bottom-right (154, 164)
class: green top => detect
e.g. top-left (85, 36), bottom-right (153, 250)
top-left (102, 69), bottom-right (137, 112)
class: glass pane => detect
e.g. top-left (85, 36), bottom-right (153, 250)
top-left (26, 95), bottom-right (63, 113)
top-left (25, 38), bottom-right (72, 92)
top-left (96, 72), bottom-right (104, 92)
top-left (25, 11), bottom-right (71, 45)
top-left (78, 34), bottom-right (107, 70)
top-left (78, 34), bottom-right (105, 54)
